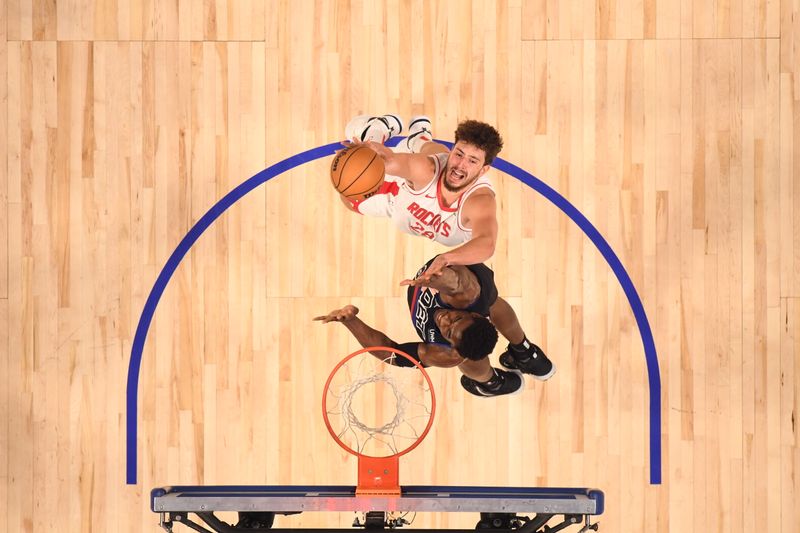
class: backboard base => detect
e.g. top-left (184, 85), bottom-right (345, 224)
top-left (151, 485), bottom-right (603, 533)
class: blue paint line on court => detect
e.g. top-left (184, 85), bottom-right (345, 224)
top-left (125, 142), bottom-right (342, 484)
top-left (126, 139), bottom-right (661, 485)
top-left (491, 158), bottom-right (662, 485)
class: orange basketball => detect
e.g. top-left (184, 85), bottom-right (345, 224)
top-left (330, 144), bottom-right (385, 200)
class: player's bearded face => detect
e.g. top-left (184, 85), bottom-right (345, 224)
top-left (444, 142), bottom-right (490, 192)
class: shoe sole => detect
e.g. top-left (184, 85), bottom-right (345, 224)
top-left (500, 356), bottom-right (557, 382)
top-left (534, 364), bottom-right (557, 381)
top-left (463, 369), bottom-right (526, 399)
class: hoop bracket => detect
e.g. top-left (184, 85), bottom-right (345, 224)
top-left (356, 456), bottom-right (400, 496)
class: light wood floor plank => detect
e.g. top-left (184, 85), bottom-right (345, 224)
top-left (0, 36), bottom-right (7, 300)
top-left (2, 2), bottom-right (800, 532)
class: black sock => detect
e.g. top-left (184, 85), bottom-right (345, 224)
top-left (510, 338), bottom-right (530, 351)
top-left (510, 338), bottom-right (536, 360)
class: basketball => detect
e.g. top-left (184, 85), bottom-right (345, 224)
top-left (330, 144), bottom-right (385, 200)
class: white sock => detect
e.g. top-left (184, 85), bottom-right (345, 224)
top-left (406, 132), bottom-right (433, 153)
top-left (405, 116), bottom-right (433, 153)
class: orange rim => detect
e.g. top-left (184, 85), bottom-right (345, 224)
top-left (322, 346), bottom-right (436, 459)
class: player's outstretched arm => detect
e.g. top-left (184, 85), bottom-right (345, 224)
top-left (313, 305), bottom-right (398, 360)
top-left (429, 192), bottom-right (498, 272)
top-left (350, 140), bottom-right (436, 190)
top-left (400, 265), bottom-right (480, 309)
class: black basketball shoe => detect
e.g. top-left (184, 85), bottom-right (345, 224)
top-left (499, 342), bottom-right (556, 381)
top-left (460, 368), bottom-right (525, 398)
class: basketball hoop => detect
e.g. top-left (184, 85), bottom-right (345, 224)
top-left (322, 346), bottom-right (436, 496)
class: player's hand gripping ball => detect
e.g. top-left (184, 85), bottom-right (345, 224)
top-left (330, 144), bottom-right (385, 201)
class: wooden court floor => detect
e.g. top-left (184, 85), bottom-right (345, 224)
top-left (1, 1), bottom-right (799, 532)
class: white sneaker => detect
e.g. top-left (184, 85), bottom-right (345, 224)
top-left (344, 114), bottom-right (404, 144)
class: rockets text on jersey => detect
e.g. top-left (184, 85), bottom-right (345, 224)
top-left (405, 200), bottom-right (452, 240)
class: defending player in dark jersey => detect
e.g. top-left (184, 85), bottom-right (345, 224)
top-left (315, 256), bottom-right (528, 397)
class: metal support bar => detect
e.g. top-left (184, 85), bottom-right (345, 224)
top-left (541, 515), bottom-right (582, 533)
top-left (168, 529), bottom-right (590, 533)
top-left (158, 512), bottom-right (174, 533)
top-left (161, 511), bottom-right (599, 533)
top-left (516, 514), bottom-right (553, 533)
top-left (577, 515), bottom-right (599, 533)
top-left (173, 514), bottom-right (218, 533)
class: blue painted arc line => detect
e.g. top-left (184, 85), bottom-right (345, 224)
top-left (126, 139), bottom-right (662, 485)
top-left (125, 142), bottom-right (342, 485)
top-left (491, 158), bottom-right (662, 485)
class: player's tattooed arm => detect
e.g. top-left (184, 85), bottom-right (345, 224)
top-left (436, 192), bottom-right (498, 267)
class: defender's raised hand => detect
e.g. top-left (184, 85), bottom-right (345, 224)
top-left (313, 305), bottom-right (360, 324)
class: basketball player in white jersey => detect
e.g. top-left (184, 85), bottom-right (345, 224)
top-left (340, 116), bottom-right (496, 269)
top-left (337, 115), bottom-right (555, 381)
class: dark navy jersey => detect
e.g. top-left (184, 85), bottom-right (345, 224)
top-left (406, 257), bottom-right (499, 345)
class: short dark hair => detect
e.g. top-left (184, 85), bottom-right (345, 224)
top-left (454, 120), bottom-right (504, 165)
top-left (455, 316), bottom-right (499, 361)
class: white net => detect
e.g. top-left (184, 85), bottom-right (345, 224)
top-left (324, 352), bottom-right (434, 458)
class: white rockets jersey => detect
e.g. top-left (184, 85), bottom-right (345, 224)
top-left (351, 152), bottom-right (495, 247)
